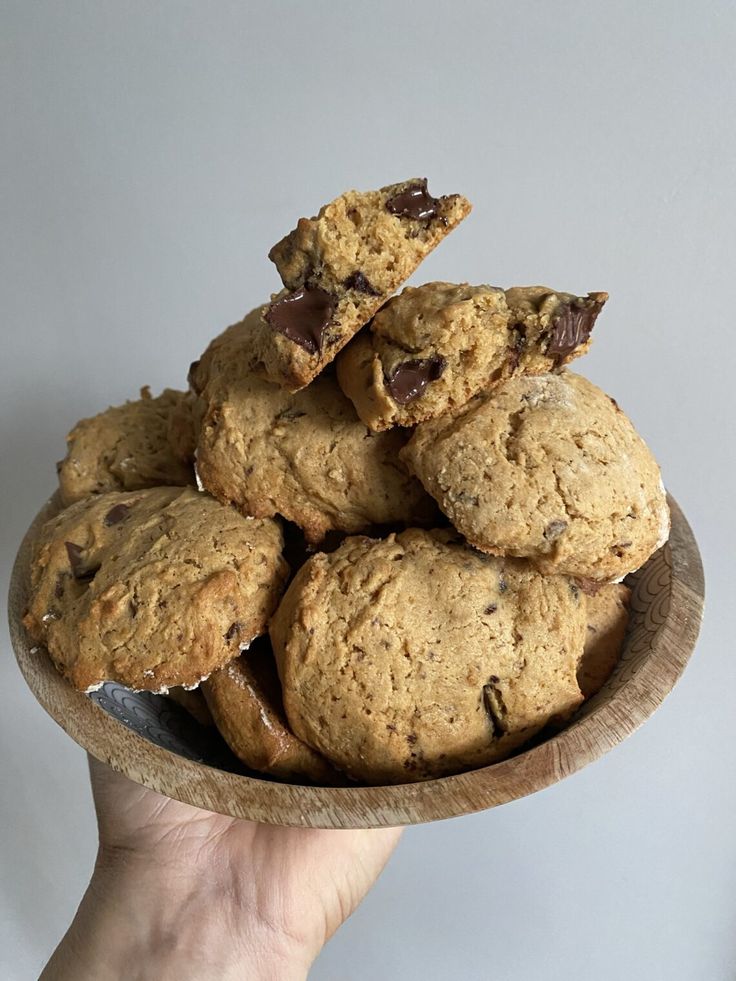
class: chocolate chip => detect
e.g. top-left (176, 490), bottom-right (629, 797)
top-left (104, 503), bottom-right (131, 527)
top-left (507, 326), bottom-right (526, 371)
top-left (406, 733), bottom-right (418, 745)
top-left (386, 179), bottom-right (440, 221)
top-left (498, 574), bottom-right (508, 593)
top-left (65, 542), bottom-right (85, 578)
top-left (484, 603), bottom-right (497, 615)
top-left (386, 356), bottom-right (446, 404)
top-left (543, 519), bottom-right (568, 541)
top-left (547, 296), bottom-right (606, 362)
top-left (224, 622), bottom-right (241, 642)
top-left (343, 271), bottom-right (380, 296)
top-left (264, 287), bottom-right (336, 355)
top-left (54, 576), bottom-right (66, 599)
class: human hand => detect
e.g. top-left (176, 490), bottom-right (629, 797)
top-left (41, 757), bottom-right (402, 980)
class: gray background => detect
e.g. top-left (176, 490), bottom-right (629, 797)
top-left (1, 2), bottom-right (734, 978)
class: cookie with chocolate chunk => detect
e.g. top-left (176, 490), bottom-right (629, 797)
top-left (23, 486), bottom-right (288, 692)
top-left (192, 317), bottom-right (437, 544)
top-left (202, 640), bottom-right (340, 783)
top-left (270, 529), bottom-right (586, 784)
top-left (57, 387), bottom-right (198, 506)
top-left (578, 583), bottom-right (631, 698)
top-left (401, 372), bottom-right (670, 583)
top-left (337, 282), bottom-right (607, 431)
top-left (260, 179), bottom-right (471, 390)
top-left (504, 286), bottom-right (607, 370)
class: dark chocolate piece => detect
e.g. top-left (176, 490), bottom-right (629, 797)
top-left (265, 287), bottom-right (336, 355)
top-left (547, 297), bottom-right (605, 361)
top-left (224, 622), bottom-right (241, 642)
top-left (507, 325), bottom-right (526, 372)
top-left (543, 519), bottom-right (568, 540)
top-left (386, 179), bottom-right (440, 221)
top-left (386, 356), bottom-right (445, 405)
top-left (104, 503), bottom-right (131, 527)
top-left (343, 271), bottom-right (380, 296)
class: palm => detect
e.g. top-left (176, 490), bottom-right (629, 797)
top-left (88, 757), bottom-right (402, 954)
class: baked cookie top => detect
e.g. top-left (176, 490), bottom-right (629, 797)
top-left (203, 641), bottom-right (339, 784)
top-left (270, 529), bottom-right (586, 784)
top-left (259, 179), bottom-right (471, 390)
top-left (401, 372), bottom-right (670, 583)
top-left (57, 387), bottom-right (197, 506)
top-left (192, 317), bottom-right (437, 544)
top-left (23, 486), bottom-right (288, 692)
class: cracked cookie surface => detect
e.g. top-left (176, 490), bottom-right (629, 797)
top-left (202, 640), bottom-right (340, 784)
top-left (57, 387), bottom-right (198, 506)
top-left (192, 317), bottom-right (437, 544)
top-left (401, 372), bottom-right (670, 582)
top-left (260, 179), bottom-right (472, 390)
top-left (270, 529), bottom-right (586, 784)
top-left (23, 486), bottom-right (288, 692)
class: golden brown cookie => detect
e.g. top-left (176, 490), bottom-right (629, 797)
top-left (192, 316), bottom-right (437, 544)
top-left (23, 486), bottom-right (288, 692)
top-left (270, 529), bottom-right (586, 784)
top-left (260, 179), bottom-right (471, 389)
top-left (203, 641), bottom-right (339, 783)
top-left (401, 372), bottom-right (670, 583)
top-left (578, 583), bottom-right (631, 698)
top-left (167, 687), bottom-right (214, 726)
top-left (57, 387), bottom-right (197, 506)
top-left (337, 282), bottom-right (607, 431)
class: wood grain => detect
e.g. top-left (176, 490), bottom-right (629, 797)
top-left (8, 492), bottom-right (704, 828)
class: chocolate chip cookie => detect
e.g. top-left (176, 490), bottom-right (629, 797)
top-left (23, 486), bottom-right (289, 692)
top-left (57, 387), bottom-right (198, 506)
top-left (270, 529), bottom-right (586, 784)
top-left (578, 583), bottom-right (631, 698)
top-left (261, 179), bottom-right (472, 390)
top-left (401, 372), bottom-right (670, 583)
top-left (337, 282), bottom-right (607, 431)
top-left (202, 640), bottom-right (339, 783)
top-left (192, 316), bottom-right (437, 544)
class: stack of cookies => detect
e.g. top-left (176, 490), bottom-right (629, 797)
top-left (23, 179), bottom-right (669, 785)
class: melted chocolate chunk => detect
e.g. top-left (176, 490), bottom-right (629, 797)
top-left (543, 519), bottom-right (568, 541)
top-left (507, 325), bottom-right (527, 372)
top-left (343, 271), bottom-right (380, 296)
top-left (386, 356), bottom-right (446, 405)
top-left (224, 622), bottom-right (241, 642)
top-left (484, 603), bottom-right (498, 615)
top-left (386, 179), bottom-right (440, 221)
top-left (64, 541), bottom-right (95, 581)
top-left (265, 287), bottom-right (336, 356)
top-left (547, 297), bottom-right (605, 361)
top-left (104, 503), bottom-right (131, 527)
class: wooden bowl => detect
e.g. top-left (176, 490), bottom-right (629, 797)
top-left (8, 492), bottom-right (704, 829)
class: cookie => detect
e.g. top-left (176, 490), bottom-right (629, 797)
top-left (578, 583), bottom-right (631, 698)
top-left (337, 282), bottom-right (607, 431)
top-left (23, 486), bottom-right (289, 692)
top-left (401, 372), bottom-right (670, 583)
top-left (192, 317), bottom-right (437, 544)
top-left (167, 687), bottom-right (214, 726)
top-left (504, 286), bottom-right (608, 371)
top-left (261, 178), bottom-right (472, 390)
top-left (270, 529), bottom-right (586, 784)
top-left (57, 387), bottom-right (197, 506)
top-left (202, 640), bottom-right (339, 783)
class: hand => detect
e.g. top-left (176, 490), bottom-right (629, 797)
top-left (41, 757), bottom-right (402, 980)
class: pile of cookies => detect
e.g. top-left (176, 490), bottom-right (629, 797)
top-left (23, 179), bottom-right (669, 785)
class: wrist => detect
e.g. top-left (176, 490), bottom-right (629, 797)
top-left (42, 845), bottom-right (314, 981)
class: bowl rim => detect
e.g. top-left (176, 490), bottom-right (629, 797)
top-left (8, 491), bottom-right (704, 829)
